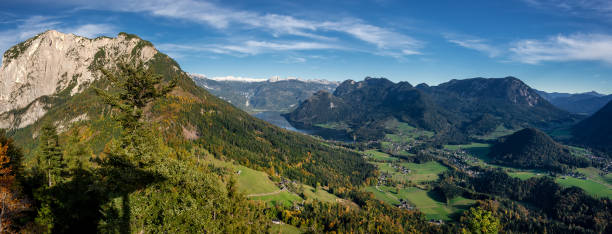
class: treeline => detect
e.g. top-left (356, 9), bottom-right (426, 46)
top-left (269, 200), bottom-right (436, 233)
top-left (438, 168), bottom-right (611, 233)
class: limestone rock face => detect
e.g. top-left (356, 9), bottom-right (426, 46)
top-left (0, 30), bottom-right (157, 128)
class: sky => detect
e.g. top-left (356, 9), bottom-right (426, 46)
top-left (1, 0), bottom-right (612, 94)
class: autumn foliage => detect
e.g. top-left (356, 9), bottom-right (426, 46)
top-left (0, 143), bottom-right (29, 233)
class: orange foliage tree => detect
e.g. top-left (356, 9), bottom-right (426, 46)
top-left (0, 143), bottom-right (28, 232)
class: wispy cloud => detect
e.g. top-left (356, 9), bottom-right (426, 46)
top-left (158, 40), bottom-right (342, 57)
top-left (0, 14), bottom-right (115, 63)
top-left (446, 35), bottom-right (501, 58)
top-left (523, 0), bottom-right (612, 21)
top-left (0, 16), bottom-right (60, 60)
top-left (64, 24), bottom-right (115, 38)
top-left (68, 0), bottom-right (423, 57)
top-left (510, 33), bottom-right (612, 64)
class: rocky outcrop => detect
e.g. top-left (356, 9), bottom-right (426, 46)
top-left (0, 30), bottom-right (158, 128)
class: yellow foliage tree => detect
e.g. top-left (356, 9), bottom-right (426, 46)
top-left (0, 143), bottom-right (29, 232)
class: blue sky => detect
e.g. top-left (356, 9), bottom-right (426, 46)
top-left (1, 0), bottom-right (612, 93)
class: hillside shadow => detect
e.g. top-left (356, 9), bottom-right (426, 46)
top-left (426, 189), bottom-right (447, 203)
top-left (46, 157), bottom-right (165, 233)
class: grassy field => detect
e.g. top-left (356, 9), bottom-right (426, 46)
top-left (205, 156), bottom-right (279, 195)
top-left (374, 161), bottom-right (448, 183)
top-left (269, 223), bottom-right (303, 234)
top-left (364, 150), bottom-right (398, 162)
top-left (302, 185), bottom-right (340, 203)
top-left (508, 171), bottom-right (544, 180)
top-left (205, 154), bottom-right (342, 207)
top-left (385, 134), bottom-right (414, 143)
top-left (577, 167), bottom-right (612, 185)
top-left (250, 190), bottom-right (303, 207)
top-left (556, 176), bottom-right (612, 198)
top-left (473, 125), bottom-right (517, 140)
top-left (444, 142), bottom-right (491, 160)
top-left (400, 161), bottom-right (448, 183)
top-left (365, 186), bottom-right (401, 205)
top-left (366, 186), bottom-right (474, 221)
top-left (383, 119), bottom-right (434, 140)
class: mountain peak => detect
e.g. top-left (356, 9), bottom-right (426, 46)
top-left (0, 31), bottom-right (158, 128)
top-left (436, 77), bottom-right (545, 107)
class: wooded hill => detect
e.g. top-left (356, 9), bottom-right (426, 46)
top-left (488, 128), bottom-right (589, 172)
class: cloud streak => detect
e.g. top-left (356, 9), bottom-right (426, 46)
top-left (66, 0), bottom-right (423, 57)
top-left (510, 33), bottom-right (612, 64)
top-left (523, 0), bottom-right (612, 22)
top-left (158, 40), bottom-right (343, 57)
top-left (447, 37), bottom-right (501, 58)
top-left (0, 15), bottom-right (115, 63)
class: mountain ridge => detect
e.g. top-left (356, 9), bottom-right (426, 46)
top-left (536, 89), bottom-right (612, 114)
top-left (287, 76), bottom-right (573, 142)
top-left (0, 30), bottom-right (158, 129)
top-left (191, 74), bottom-right (338, 113)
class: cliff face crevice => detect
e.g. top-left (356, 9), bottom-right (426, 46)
top-left (0, 30), bottom-right (158, 129)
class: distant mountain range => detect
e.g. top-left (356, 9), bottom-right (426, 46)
top-left (190, 74), bottom-right (338, 113)
top-left (536, 90), bottom-right (612, 115)
top-left (286, 77), bottom-right (574, 143)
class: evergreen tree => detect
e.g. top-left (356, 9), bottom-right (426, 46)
top-left (95, 62), bottom-right (175, 232)
top-left (36, 124), bottom-right (66, 188)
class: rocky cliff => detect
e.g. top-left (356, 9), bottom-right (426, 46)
top-left (0, 30), bottom-right (157, 128)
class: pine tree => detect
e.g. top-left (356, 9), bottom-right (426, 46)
top-left (36, 124), bottom-right (66, 188)
top-left (95, 61), bottom-right (175, 232)
top-left (96, 62), bottom-right (175, 137)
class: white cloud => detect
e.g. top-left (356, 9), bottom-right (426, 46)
top-left (510, 33), bottom-right (612, 64)
top-left (322, 20), bottom-right (421, 51)
top-left (0, 16), bottom-right (60, 61)
top-left (447, 37), bottom-right (501, 58)
top-left (0, 15), bottom-right (115, 64)
top-left (159, 40), bottom-right (342, 57)
top-left (65, 0), bottom-right (423, 57)
top-left (63, 24), bottom-right (115, 38)
top-left (523, 0), bottom-right (612, 21)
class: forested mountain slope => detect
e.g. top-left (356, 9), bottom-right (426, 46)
top-left (572, 100), bottom-right (612, 157)
top-left (0, 30), bottom-right (384, 232)
top-left (2, 30), bottom-right (374, 191)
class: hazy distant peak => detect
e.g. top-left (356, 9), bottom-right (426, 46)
top-left (188, 73), bottom-right (338, 85)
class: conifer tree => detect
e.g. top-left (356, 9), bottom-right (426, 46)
top-left (36, 124), bottom-right (66, 187)
top-left (95, 61), bottom-right (175, 232)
